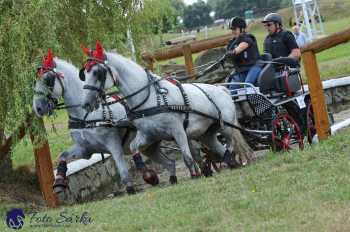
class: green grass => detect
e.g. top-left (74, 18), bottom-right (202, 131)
top-left (2, 128), bottom-right (350, 231)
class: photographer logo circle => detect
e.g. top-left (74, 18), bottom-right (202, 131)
top-left (6, 208), bottom-right (25, 230)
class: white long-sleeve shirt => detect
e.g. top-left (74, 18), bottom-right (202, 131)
top-left (293, 32), bottom-right (308, 47)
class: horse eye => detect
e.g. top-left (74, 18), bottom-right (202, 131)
top-left (43, 75), bottom-right (55, 87)
top-left (92, 70), bottom-right (98, 76)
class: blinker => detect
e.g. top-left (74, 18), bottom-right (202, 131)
top-left (79, 68), bottom-right (85, 81)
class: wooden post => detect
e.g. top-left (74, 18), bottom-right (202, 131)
top-left (145, 58), bottom-right (154, 71)
top-left (302, 51), bottom-right (330, 140)
top-left (182, 43), bottom-right (195, 78)
top-left (30, 118), bottom-right (58, 207)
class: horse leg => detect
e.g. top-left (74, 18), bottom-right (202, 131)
top-left (142, 141), bottom-right (178, 185)
top-left (188, 140), bottom-right (210, 177)
top-left (172, 129), bottom-right (198, 177)
top-left (129, 130), bottom-right (153, 154)
top-left (222, 125), bottom-right (252, 166)
top-left (54, 145), bottom-right (90, 194)
top-left (107, 140), bottom-right (136, 195)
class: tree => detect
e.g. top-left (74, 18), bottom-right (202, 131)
top-left (0, 0), bottom-right (174, 170)
top-left (213, 0), bottom-right (285, 19)
top-left (183, 0), bottom-right (213, 29)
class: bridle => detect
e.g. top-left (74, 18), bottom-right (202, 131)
top-left (34, 68), bottom-right (80, 111)
top-left (80, 56), bottom-right (162, 112)
top-left (80, 57), bottom-right (118, 95)
top-left (34, 68), bottom-right (65, 110)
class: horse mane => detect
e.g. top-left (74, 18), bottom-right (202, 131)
top-left (106, 52), bottom-right (145, 76)
top-left (54, 58), bottom-right (79, 77)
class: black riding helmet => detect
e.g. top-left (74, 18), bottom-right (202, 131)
top-left (229, 17), bottom-right (247, 30)
top-left (262, 13), bottom-right (283, 25)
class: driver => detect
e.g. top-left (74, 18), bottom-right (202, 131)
top-left (262, 13), bottom-right (301, 60)
top-left (226, 17), bottom-right (261, 90)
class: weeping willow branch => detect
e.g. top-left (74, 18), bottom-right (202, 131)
top-left (0, 113), bottom-right (33, 162)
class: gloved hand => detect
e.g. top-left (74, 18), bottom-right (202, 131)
top-left (224, 49), bottom-right (236, 59)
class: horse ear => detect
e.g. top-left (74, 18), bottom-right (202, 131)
top-left (80, 44), bottom-right (91, 56)
top-left (95, 40), bottom-right (104, 58)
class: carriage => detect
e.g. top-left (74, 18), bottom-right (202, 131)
top-left (217, 55), bottom-right (318, 152)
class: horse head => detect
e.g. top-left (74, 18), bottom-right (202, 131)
top-left (80, 41), bottom-right (118, 112)
top-left (33, 49), bottom-right (65, 117)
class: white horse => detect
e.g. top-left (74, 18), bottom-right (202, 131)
top-left (33, 50), bottom-right (176, 195)
top-left (81, 42), bottom-right (244, 176)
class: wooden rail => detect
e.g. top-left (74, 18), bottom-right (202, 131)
top-left (142, 33), bottom-right (233, 72)
top-left (142, 27), bottom-right (350, 141)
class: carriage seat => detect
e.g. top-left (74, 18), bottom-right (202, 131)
top-left (257, 62), bottom-right (275, 94)
top-left (272, 57), bottom-right (300, 68)
top-left (257, 55), bottom-right (301, 95)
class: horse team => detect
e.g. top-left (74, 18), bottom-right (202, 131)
top-left (33, 41), bottom-right (249, 196)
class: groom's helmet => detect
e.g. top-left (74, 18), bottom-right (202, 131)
top-left (229, 17), bottom-right (247, 30)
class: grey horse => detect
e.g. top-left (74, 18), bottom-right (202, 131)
top-left (81, 42), bottom-right (245, 176)
top-left (33, 50), bottom-right (176, 195)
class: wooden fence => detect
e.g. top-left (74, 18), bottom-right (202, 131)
top-left (301, 28), bottom-right (350, 140)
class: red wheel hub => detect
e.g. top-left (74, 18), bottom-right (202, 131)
top-left (272, 113), bottom-right (304, 152)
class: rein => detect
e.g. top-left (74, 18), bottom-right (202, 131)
top-left (106, 69), bottom-right (160, 112)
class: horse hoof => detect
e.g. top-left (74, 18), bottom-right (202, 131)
top-left (190, 172), bottom-right (201, 179)
top-left (223, 151), bottom-right (239, 169)
top-left (142, 169), bottom-right (159, 186)
top-left (169, 176), bottom-right (177, 185)
top-left (52, 177), bottom-right (67, 193)
top-left (202, 164), bottom-right (213, 177)
top-left (53, 186), bottom-right (65, 194)
top-left (126, 186), bottom-right (136, 195)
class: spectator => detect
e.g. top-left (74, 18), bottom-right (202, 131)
top-left (292, 26), bottom-right (308, 48)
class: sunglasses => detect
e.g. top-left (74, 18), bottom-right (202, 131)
top-left (264, 23), bottom-right (274, 27)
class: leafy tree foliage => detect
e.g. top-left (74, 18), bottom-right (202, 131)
top-left (213, 0), bottom-right (286, 19)
top-left (0, 0), bottom-right (174, 146)
top-left (183, 0), bottom-right (213, 29)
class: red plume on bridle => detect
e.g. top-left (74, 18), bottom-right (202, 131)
top-left (81, 40), bottom-right (106, 72)
top-left (94, 40), bottom-right (105, 61)
top-left (37, 48), bottom-right (56, 77)
top-left (80, 44), bottom-right (91, 56)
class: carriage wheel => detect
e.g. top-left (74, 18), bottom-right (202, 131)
top-left (271, 113), bottom-right (304, 152)
top-left (306, 103), bottom-right (317, 144)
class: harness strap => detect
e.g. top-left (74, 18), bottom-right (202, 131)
top-left (128, 105), bottom-right (191, 120)
top-left (105, 71), bottom-right (161, 109)
top-left (174, 81), bottom-right (191, 130)
top-left (68, 115), bottom-right (133, 129)
top-left (128, 104), bottom-right (248, 134)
